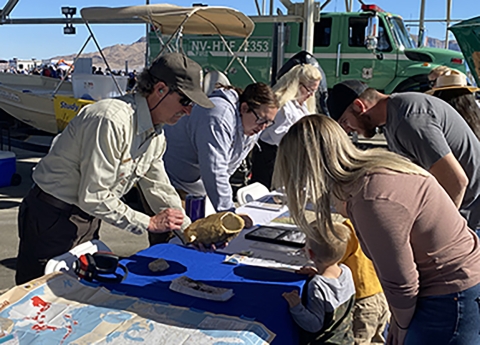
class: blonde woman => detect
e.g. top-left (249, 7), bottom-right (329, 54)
top-left (273, 114), bottom-right (480, 345)
top-left (250, 63), bottom-right (321, 188)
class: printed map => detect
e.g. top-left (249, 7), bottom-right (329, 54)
top-left (0, 273), bottom-right (274, 344)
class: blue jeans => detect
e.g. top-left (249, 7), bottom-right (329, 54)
top-left (404, 282), bottom-right (480, 345)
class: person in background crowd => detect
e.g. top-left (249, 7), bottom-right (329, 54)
top-left (327, 79), bottom-right (480, 232)
top-left (283, 222), bottom-right (355, 345)
top-left (428, 70), bottom-right (480, 140)
top-left (274, 114), bottom-right (480, 345)
top-left (427, 65), bottom-right (451, 88)
top-left (128, 69), bottom-right (138, 91)
top-left (250, 64), bottom-right (321, 188)
top-left (15, 53), bottom-right (214, 285)
top-left (48, 65), bottom-right (57, 78)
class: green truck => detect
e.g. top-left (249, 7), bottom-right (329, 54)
top-left (450, 16), bottom-right (480, 87)
top-left (149, 3), bottom-right (466, 93)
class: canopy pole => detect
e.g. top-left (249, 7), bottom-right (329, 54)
top-left (155, 14), bottom-right (192, 58)
top-left (254, 0), bottom-right (262, 15)
top-left (223, 37), bottom-right (248, 72)
top-left (51, 35), bottom-right (93, 97)
top-left (84, 21), bottom-right (124, 95)
top-left (218, 33), bottom-right (256, 83)
top-left (145, 0), bottom-right (150, 67)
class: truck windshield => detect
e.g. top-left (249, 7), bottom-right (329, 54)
top-left (389, 16), bottom-right (416, 49)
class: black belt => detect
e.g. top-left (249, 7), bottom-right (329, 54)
top-left (31, 184), bottom-right (74, 212)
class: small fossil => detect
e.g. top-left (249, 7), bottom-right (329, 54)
top-left (148, 258), bottom-right (170, 272)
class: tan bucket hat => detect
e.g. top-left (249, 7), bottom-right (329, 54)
top-left (426, 70), bottom-right (480, 94)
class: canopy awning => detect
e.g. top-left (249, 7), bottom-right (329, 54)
top-left (80, 4), bottom-right (254, 38)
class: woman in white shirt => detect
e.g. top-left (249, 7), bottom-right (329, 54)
top-left (250, 63), bottom-right (321, 188)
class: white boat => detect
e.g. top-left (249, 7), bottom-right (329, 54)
top-left (0, 73), bottom-right (73, 134)
top-left (0, 4), bottom-right (254, 135)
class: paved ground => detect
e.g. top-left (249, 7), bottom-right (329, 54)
top-left (0, 147), bottom-right (148, 292)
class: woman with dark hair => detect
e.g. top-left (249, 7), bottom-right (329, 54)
top-left (273, 114), bottom-right (480, 345)
top-left (428, 71), bottom-right (480, 140)
top-left (163, 82), bottom-right (279, 216)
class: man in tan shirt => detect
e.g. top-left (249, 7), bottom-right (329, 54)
top-left (15, 53), bottom-right (214, 285)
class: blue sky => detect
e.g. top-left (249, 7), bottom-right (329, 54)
top-left (0, 0), bottom-right (478, 60)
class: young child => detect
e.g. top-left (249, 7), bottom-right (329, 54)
top-left (283, 222), bottom-right (356, 345)
top-left (333, 198), bottom-right (390, 345)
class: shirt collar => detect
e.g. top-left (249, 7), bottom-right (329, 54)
top-left (134, 93), bottom-right (163, 135)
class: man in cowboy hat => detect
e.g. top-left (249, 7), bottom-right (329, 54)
top-left (428, 70), bottom-right (480, 140)
top-left (327, 79), bottom-right (480, 233)
top-left (16, 53), bottom-right (214, 285)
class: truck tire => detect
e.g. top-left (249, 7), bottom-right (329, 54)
top-left (393, 74), bottom-right (430, 93)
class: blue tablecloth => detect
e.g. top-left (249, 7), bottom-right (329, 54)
top-left (99, 244), bottom-right (306, 344)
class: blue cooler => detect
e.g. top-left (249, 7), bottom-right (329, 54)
top-left (0, 151), bottom-right (16, 188)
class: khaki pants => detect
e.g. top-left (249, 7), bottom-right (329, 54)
top-left (352, 292), bottom-right (390, 345)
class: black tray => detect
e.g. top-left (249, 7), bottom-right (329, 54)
top-left (245, 226), bottom-right (306, 248)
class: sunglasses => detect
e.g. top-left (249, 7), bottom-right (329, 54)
top-left (177, 91), bottom-right (193, 107)
top-left (300, 83), bottom-right (318, 95)
top-left (250, 108), bottom-right (275, 127)
top-left (170, 87), bottom-right (193, 107)
top-left (428, 79), bottom-right (436, 88)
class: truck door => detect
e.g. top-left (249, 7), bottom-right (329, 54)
top-left (339, 14), bottom-right (397, 91)
top-left (282, 18), bottom-right (339, 88)
top-left (309, 16), bottom-right (339, 87)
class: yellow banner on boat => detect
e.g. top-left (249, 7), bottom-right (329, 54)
top-left (53, 96), bottom-right (94, 132)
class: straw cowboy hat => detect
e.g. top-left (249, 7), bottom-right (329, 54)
top-left (426, 70), bottom-right (480, 94)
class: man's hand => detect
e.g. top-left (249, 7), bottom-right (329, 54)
top-left (237, 213), bottom-right (253, 229)
top-left (148, 208), bottom-right (184, 233)
top-left (282, 290), bottom-right (301, 308)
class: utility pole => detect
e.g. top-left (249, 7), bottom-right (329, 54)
top-left (302, 0), bottom-right (315, 53)
top-left (345, 0), bottom-right (353, 12)
top-left (445, 0), bottom-right (452, 49)
top-left (418, 0), bottom-right (426, 47)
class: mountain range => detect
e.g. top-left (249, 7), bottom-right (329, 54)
top-left (52, 35), bottom-right (461, 72)
top-left (53, 37), bottom-right (147, 72)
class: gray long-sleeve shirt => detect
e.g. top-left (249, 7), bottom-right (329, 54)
top-left (163, 88), bottom-right (258, 211)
